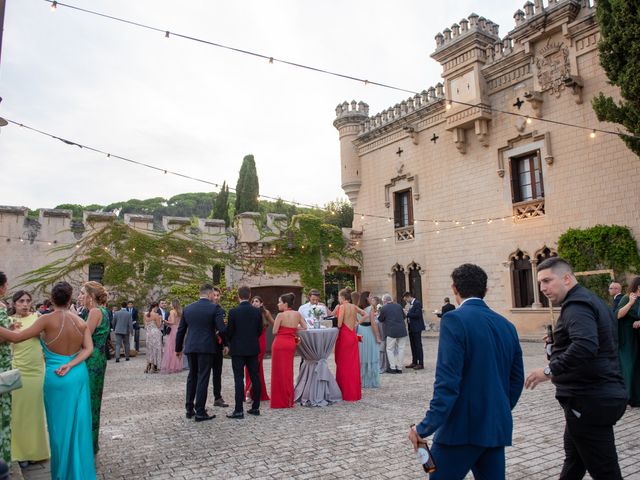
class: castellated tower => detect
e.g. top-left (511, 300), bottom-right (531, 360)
top-left (333, 100), bottom-right (369, 207)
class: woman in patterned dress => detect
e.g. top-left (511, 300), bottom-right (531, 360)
top-left (144, 302), bottom-right (163, 373)
top-left (78, 281), bottom-right (111, 454)
top-left (0, 271), bottom-right (12, 466)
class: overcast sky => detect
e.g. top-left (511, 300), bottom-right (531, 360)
top-left (0, 0), bottom-right (514, 210)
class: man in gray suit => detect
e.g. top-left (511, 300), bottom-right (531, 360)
top-left (113, 302), bottom-right (133, 362)
top-left (378, 294), bottom-right (408, 374)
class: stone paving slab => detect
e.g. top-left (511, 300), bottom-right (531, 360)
top-left (24, 338), bottom-right (640, 479)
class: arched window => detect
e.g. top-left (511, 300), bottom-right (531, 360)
top-left (408, 262), bottom-right (423, 304)
top-left (510, 250), bottom-right (533, 308)
top-left (392, 264), bottom-right (406, 303)
top-left (212, 264), bottom-right (223, 285)
top-left (535, 247), bottom-right (557, 307)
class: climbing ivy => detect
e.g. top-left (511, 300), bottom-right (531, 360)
top-left (261, 214), bottom-right (361, 297)
top-left (20, 219), bottom-right (229, 305)
top-left (558, 224), bottom-right (640, 299)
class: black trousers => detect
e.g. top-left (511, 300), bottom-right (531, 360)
top-left (211, 350), bottom-right (223, 400)
top-left (557, 396), bottom-right (627, 480)
top-left (231, 355), bottom-right (260, 413)
top-left (186, 353), bottom-right (214, 416)
top-left (408, 330), bottom-right (424, 365)
top-left (133, 328), bottom-right (140, 351)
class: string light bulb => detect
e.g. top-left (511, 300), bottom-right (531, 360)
top-left (590, 130), bottom-right (596, 139)
top-left (446, 101), bottom-right (452, 110)
top-left (360, 214), bottom-right (365, 220)
top-left (526, 116), bottom-right (532, 125)
top-left (47, 241), bottom-right (52, 245)
top-left (165, 31), bottom-right (170, 38)
top-left (51, 1), bottom-right (58, 12)
top-left (268, 57), bottom-right (274, 64)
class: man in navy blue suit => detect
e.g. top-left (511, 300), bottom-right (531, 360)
top-left (403, 291), bottom-right (425, 370)
top-left (409, 264), bottom-right (524, 480)
top-left (225, 285), bottom-right (263, 419)
top-left (175, 283), bottom-right (226, 422)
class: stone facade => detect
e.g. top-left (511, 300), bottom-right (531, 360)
top-left (333, 0), bottom-right (639, 334)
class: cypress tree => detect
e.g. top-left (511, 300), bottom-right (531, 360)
top-left (592, 0), bottom-right (640, 157)
top-left (235, 154), bottom-right (260, 214)
top-left (211, 181), bottom-right (231, 226)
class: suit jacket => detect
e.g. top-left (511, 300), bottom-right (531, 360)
top-left (416, 298), bottom-right (524, 447)
top-left (129, 307), bottom-right (139, 330)
top-left (113, 309), bottom-right (133, 335)
top-left (226, 301), bottom-right (263, 357)
top-left (406, 299), bottom-right (426, 332)
top-left (442, 303), bottom-right (455, 316)
top-left (378, 303), bottom-right (408, 338)
top-left (612, 293), bottom-right (624, 312)
top-left (175, 298), bottom-right (226, 355)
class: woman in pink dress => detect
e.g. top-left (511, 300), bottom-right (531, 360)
top-left (244, 296), bottom-right (274, 401)
top-left (270, 293), bottom-right (307, 408)
top-left (335, 289), bottom-right (365, 402)
top-left (160, 299), bottom-right (182, 374)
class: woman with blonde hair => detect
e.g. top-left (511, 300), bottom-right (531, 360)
top-left (78, 281), bottom-right (111, 453)
top-left (160, 299), bottom-right (183, 374)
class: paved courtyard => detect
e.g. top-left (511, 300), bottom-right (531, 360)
top-left (24, 337), bottom-right (640, 479)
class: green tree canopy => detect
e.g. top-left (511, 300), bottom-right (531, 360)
top-left (211, 181), bottom-right (231, 226)
top-left (235, 154), bottom-right (260, 214)
top-left (592, 0), bottom-right (640, 156)
top-left (322, 199), bottom-right (354, 229)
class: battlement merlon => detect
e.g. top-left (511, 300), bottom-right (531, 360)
top-left (431, 14), bottom-right (500, 68)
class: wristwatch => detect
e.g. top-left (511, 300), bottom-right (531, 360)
top-left (543, 365), bottom-right (552, 377)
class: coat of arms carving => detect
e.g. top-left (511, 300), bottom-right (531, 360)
top-left (535, 42), bottom-right (571, 97)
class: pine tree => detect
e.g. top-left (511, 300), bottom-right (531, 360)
top-left (235, 154), bottom-right (260, 214)
top-left (592, 0), bottom-right (640, 157)
top-left (211, 181), bottom-right (231, 226)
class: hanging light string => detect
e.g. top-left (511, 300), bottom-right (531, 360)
top-left (3, 118), bottom-right (320, 210)
top-left (42, 0), bottom-right (639, 141)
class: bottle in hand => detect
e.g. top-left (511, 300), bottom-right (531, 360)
top-left (545, 324), bottom-right (554, 360)
top-left (416, 438), bottom-right (436, 473)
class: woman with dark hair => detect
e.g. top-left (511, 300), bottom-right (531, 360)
top-left (357, 291), bottom-right (381, 389)
top-left (615, 277), bottom-right (640, 406)
top-left (78, 281), bottom-right (111, 453)
top-left (160, 299), bottom-right (183, 374)
top-left (0, 271), bottom-right (12, 466)
top-left (9, 290), bottom-right (49, 466)
top-left (0, 281), bottom-right (95, 479)
top-left (244, 296), bottom-right (274, 402)
top-left (270, 293), bottom-right (307, 408)
top-left (335, 288), bottom-right (366, 401)
top-left (144, 302), bottom-right (163, 373)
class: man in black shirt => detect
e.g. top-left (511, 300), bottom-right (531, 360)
top-left (525, 257), bottom-right (627, 480)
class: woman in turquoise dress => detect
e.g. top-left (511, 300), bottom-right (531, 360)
top-left (615, 277), bottom-right (640, 407)
top-left (0, 281), bottom-right (96, 479)
top-left (0, 271), bottom-right (12, 466)
top-left (78, 281), bottom-right (111, 453)
top-left (357, 291), bottom-right (381, 388)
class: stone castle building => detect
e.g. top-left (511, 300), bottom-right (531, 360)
top-left (333, 0), bottom-right (639, 334)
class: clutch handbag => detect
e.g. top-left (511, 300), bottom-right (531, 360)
top-left (0, 369), bottom-right (22, 394)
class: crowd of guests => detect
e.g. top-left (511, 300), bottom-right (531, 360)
top-left (611, 278), bottom-right (640, 407)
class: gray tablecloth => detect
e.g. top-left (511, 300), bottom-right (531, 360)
top-left (294, 328), bottom-right (342, 407)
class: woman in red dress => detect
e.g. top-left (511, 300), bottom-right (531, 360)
top-left (244, 296), bottom-right (274, 401)
top-left (335, 289), bottom-right (366, 402)
top-left (270, 292), bottom-right (307, 408)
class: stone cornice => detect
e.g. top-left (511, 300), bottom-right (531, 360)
top-left (431, 31), bottom-right (497, 69)
top-left (507, 0), bottom-right (581, 44)
top-left (483, 49), bottom-right (534, 93)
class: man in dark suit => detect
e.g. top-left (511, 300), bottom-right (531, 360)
top-left (157, 299), bottom-right (170, 343)
top-left (175, 284), bottom-right (226, 422)
top-left (403, 291), bottom-right (426, 370)
top-left (438, 297), bottom-right (456, 317)
top-left (210, 286), bottom-right (229, 408)
top-left (609, 282), bottom-right (624, 312)
top-left (127, 301), bottom-right (140, 351)
top-left (409, 264), bottom-right (524, 479)
top-left (225, 285), bottom-right (263, 419)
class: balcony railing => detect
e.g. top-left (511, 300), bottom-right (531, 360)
top-left (395, 225), bottom-right (415, 242)
top-left (513, 199), bottom-right (545, 221)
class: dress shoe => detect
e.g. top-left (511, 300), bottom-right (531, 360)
top-left (214, 398), bottom-right (229, 408)
top-left (247, 408), bottom-right (260, 416)
top-left (194, 413), bottom-right (216, 422)
top-left (413, 364), bottom-right (424, 370)
top-left (226, 411), bottom-right (245, 419)
top-left (185, 410), bottom-right (195, 419)
top-left (385, 368), bottom-right (396, 374)
top-left (405, 363), bottom-right (415, 369)
top-left (125, 358), bottom-right (130, 361)
top-left (395, 368), bottom-right (402, 374)
top-left (115, 359), bottom-right (120, 363)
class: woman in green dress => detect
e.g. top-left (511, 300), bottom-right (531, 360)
top-left (78, 281), bottom-right (111, 454)
top-left (615, 276), bottom-right (640, 407)
top-left (0, 271), bottom-right (12, 465)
